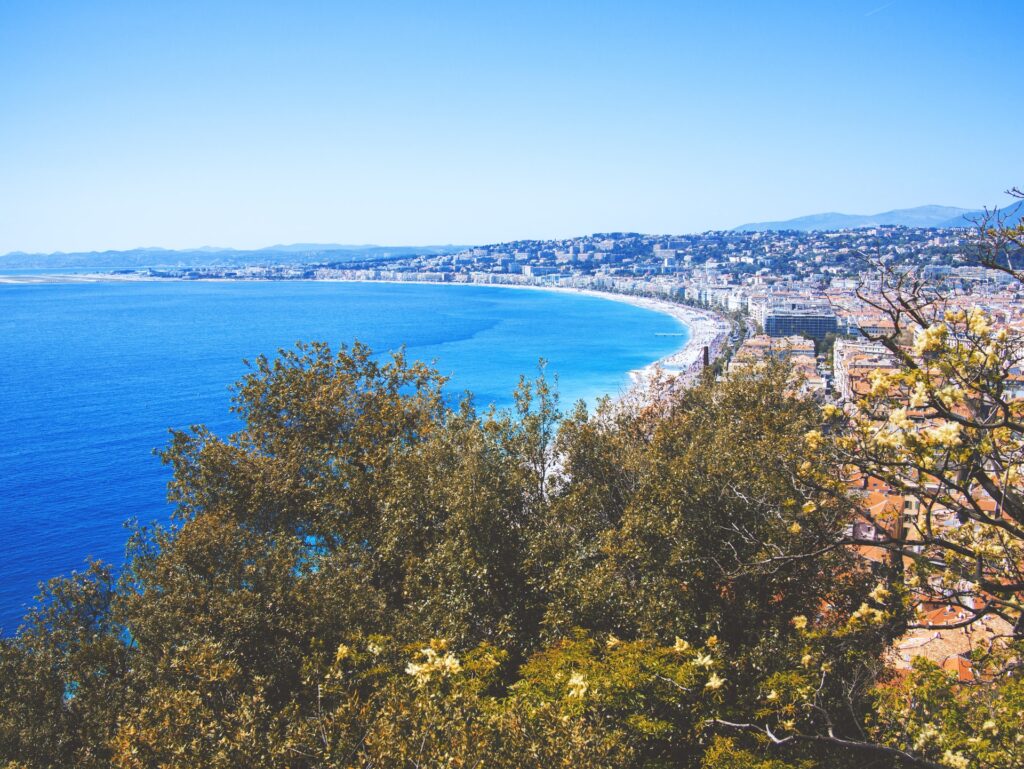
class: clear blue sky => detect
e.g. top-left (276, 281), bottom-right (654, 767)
top-left (1, 1), bottom-right (1021, 253)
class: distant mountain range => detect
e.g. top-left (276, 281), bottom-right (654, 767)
top-left (734, 203), bottom-right (1024, 232)
top-left (8, 200), bottom-right (1024, 270)
top-left (0, 244), bottom-right (467, 271)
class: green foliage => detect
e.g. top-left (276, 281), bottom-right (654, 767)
top-left (702, 736), bottom-right (811, 769)
top-left (0, 341), bottom-right (976, 768)
top-left (869, 652), bottom-right (1024, 769)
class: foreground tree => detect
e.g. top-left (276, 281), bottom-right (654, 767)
top-left (835, 252), bottom-right (1024, 637)
top-left (1, 338), bottom-right (889, 768)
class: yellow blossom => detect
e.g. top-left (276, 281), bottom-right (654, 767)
top-left (766, 689), bottom-right (779, 701)
top-left (801, 653), bottom-right (813, 667)
top-left (821, 403), bottom-right (842, 419)
top-left (936, 385), bottom-right (964, 408)
top-left (694, 653), bottom-right (715, 668)
top-left (801, 501), bottom-right (817, 514)
top-left (791, 615), bottom-right (808, 630)
top-left (673, 636), bottom-right (690, 653)
top-left (872, 429), bottom-right (905, 450)
top-left (913, 723), bottom-right (939, 750)
top-left (869, 369), bottom-right (896, 396)
top-left (706, 635), bottom-right (718, 647)
top-left (909, 381), bottom-right (930, 408)
top-left (923, 421), bottom-right (961, 447)
top-left (967, 307), bottom-right (991, 336)
top-left (788, 521), bottom-right (802, 535)
top-left (913, 323), bottom-right (948, 356)
top-left (869, 583), bottom-right (890, 602)
top-left (705, 672), bottom-right (725, 690)
top-left (567, 672), bottom-right (588, 699)
top-left (888, 407), bottom-right (913, 431)
top-left (851, 602), bottom-right (886, 624)
top-left (405, 646), bottom-right (462, 685)
top-left (985, 342), bottom-right (999, 366)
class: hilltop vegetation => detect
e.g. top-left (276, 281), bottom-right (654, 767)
top-left (1, 330), bottom-right (1021, 768)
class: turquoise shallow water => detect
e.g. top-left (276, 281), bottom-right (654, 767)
top-left (0, 280), bottom-right (686, 632)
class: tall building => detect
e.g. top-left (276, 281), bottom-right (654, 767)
top-left (763, 301), bottom-right (838, 341)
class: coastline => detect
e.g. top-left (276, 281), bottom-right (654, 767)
top-left (329, 280), bottom-right (732, 383)
top-left (0, 272), bottom-right (732, 387)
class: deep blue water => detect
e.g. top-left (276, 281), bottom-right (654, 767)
top-left (0, 280), bottom-right (686, 632)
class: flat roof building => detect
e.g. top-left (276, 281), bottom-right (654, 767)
top-left (763, 302), bottom-right (838, 342)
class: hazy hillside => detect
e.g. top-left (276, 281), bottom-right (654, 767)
top-left (733, 204), bottom-right (971, 232)
top-left (936, 203), bottom-right (1024, 228)
top-left (0, 244), bottom-right (467, 271)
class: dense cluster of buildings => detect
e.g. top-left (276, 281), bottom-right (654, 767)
top-left (304, 225), bottom-right (971, 290)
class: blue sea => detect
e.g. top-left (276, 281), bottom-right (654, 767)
top-left (0, 280), bottom-right (687, 632)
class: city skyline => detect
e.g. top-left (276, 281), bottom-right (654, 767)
top-left (2, 0), bottom-right (1022, 253)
